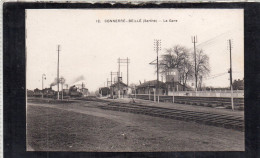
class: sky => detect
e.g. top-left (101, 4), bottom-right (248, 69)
top-left (26, 9), bottom-right (244, 92)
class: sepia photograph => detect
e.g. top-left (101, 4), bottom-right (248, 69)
top-left (25, 8), bottom-right (244, 152)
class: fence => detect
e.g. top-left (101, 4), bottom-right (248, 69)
top-left (167, 90), bottom-right (244, 98)
top-left (130, 94), bottom-right (244, 110)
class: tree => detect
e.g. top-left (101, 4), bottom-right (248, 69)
top-left (159, 45), bottom-right (193, 89)
top-left (192, 49), bottom-right (210, 90)
top-left (159, 45), bottom-right (188, 71)
top-left (178, 56), bottom-right (194, 89)
top-left (233, 79), bottom-right (244, 90)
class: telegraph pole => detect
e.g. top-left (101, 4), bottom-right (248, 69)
top-left (117, 58), bottom-right (130, 97)
top-left (110, 71), bottom-right (119, 98)
top-left (117, 58), bottom-right (121, 98)
top-left (107, 78), bottom-right (112, 87)
top-left (117, 58), bottom-right (130, 85)
top-left (61, 78), bottom-right (64, 100)
top-left (229, 39), bottom-right (234, 111)
top-left (157, 41), bottom-right (159, 103)
top-left (110, 72), bottom-right (119, 82)
top-left (57, 45), bottom-right (60, 100)
top-left (192, 36), bottom-right (198, 91)
top-left (154, 39), bottom-right (161, 103)
top-left (127, 57), bottom-right (129, 86)
top-left (111, 72), bottom-right (112, 85)
top-left (118, 58), bottom-right (120, 78)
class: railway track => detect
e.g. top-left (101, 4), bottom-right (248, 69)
top-left (80, 97), bottom-right (244, 131)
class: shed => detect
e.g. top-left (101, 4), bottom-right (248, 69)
top-left (110, 81), bottom-right (128, 98)
top-left (136, 80), bottom-right (166, 95)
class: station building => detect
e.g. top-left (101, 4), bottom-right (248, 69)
top-left (99, 87), bottom-right (110, 97)
top-left (110, 81), bottom-right (128, 98)
top-left (135, 69), bottom-right (189, 95)
top-left (136, 80), bottom-right (166, 95)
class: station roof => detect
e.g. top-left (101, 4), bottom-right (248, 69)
top-left (99, 87), bottom-right (110, 91)
top-left (137, 80), bottom-right (166, 89)
top-left (110, 81), bottom-right (127, 87)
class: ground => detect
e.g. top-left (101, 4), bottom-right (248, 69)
top-left (26, 99), bottom-right (244, 151)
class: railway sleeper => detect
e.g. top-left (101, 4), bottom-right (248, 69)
top-left (140, 106), bottom-right (243, 120)
top-left (202, 119), bottom-right (243, 128)
top-left (188, 116), bottom-right (241, 124)
top-left (168, 114), bottom-right (243, 125)
top-left (97, 104), bottom-right (244, 130)
top-left (188, 113), bottom-right (243, 121)
top-left (149, 110), bottom-right (242, 123)
top-left (116, 110), bottom-right (242, 131)
top-left (151, 111), bottom-right (204, 119)
top-left (189, 114), bottom-right (242, 122)
top-left (195, 117), bottom-right (243, 124)
top-left (168, 114), bottom-right (205, 121)
top-left (107, 104), bottom-right (244, 121)
top-left (165, 111), bottom-right (239, 121)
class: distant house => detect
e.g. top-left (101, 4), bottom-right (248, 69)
top-left (99, 87), bottom-right (110, 97)
top-left (165, 82), bottom-right (189, 95)
top-left (128, 84), bottom-right (137, 95)
top-left (69, 85), bottom-right (89, 97)
top-left (136, 80), bottom-right (189, 95)
top-left (34, 88), bottom-right (41, 93)
top-left (81, 88), bottom-right (89, 97)
top-left (164, 68), bottom-right (190, 93)
top-left (33, 88), bottom-right (42, 97)
top-left (42, 87), bottom-right (55, 95)
top-left (41, 87), bottom-right (55, 98)
top-left (27, 89), bottom-right (34, 97)
top-left (62, 88), bottom-right (69, 96)
top-left (110, 81), bottom-right (128, 98)
top-left (136, 80), bottom-right (166, 95)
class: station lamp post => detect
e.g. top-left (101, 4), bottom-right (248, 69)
top-left (60, 77), bottom-right (65, 100)
top-left (42, 74), bottom-right (46, 98)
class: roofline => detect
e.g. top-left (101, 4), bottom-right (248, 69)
top-left (110, 81), bottom-right (128, 87)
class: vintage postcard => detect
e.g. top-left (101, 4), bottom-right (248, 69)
top-left (25, 8), bottom-right (244, 152)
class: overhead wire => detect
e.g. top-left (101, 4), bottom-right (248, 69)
top-left (203, 72), bottom-right (228, 80)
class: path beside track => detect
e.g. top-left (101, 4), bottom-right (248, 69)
top-left (27, 99), bottom-right (244, 151)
